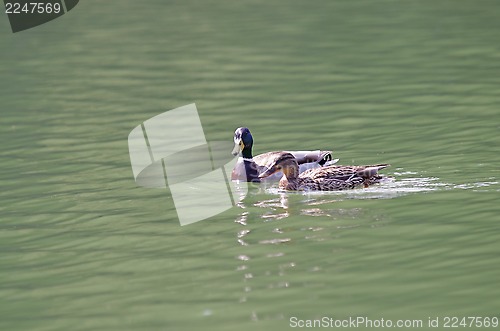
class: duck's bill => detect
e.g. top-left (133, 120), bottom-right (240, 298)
top-left (231, 137), bottom-right (245, 156)
top-left (231, 140), bottom-right (243, 156)
top-left (258, 165), bottom-right (277, 179)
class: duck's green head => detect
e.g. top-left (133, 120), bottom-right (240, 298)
top-left (231, 127), bottom-right (254, 156)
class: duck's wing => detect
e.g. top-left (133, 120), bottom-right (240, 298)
top-left (285, 150), bottom-right (334, 166)
top-left (252, 151), bottom-right (287, 168)
top-left (298, 164), bottom-right (390, 190)
top-left (302, 164), bottom-right (390, 181)
top-left (254, 150), bottom-right (334, 167)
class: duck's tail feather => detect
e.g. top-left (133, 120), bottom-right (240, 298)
top-left (357, 164), bottom-right (390, 178)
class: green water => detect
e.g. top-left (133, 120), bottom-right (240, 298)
top-left (1, 1), bottom-right (499, 330)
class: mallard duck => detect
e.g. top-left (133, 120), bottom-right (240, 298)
top-left (231, 127), bottom-right (337, 182)
top-left (258, 152), bottom-right (390, 191)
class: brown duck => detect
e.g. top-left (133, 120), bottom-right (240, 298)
top-left (258, 152), bottom-right (389, 191)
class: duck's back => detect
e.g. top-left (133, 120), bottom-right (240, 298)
top-left (295, 164), bottom-right (390, 190)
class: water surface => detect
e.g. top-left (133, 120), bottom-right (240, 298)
top-left (1, 1), bottom-right (499, 330)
